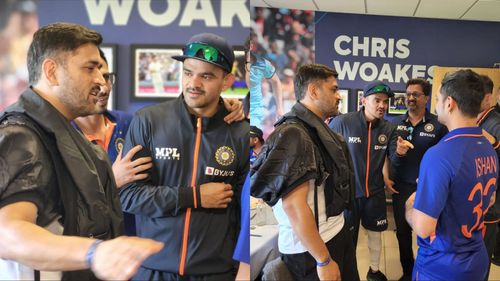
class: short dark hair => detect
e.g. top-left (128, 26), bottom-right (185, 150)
top-left (440, 69), bottom-right (485, 118)
top-left (294, 64), bottom-right (338, 101)
top-left (406, 78), bottom-right (431, 96)
top-left (27, 22), bottom-right (102, 84)
top-left (99, 48), bottom-right (108, 65)
top-left (480, 75), bottom-right (494, 94)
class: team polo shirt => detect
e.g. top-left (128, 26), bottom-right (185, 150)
top-left (389, 110), bottom-right (447, 186)
top-left (414, 127), bottom-right (498, 280)
top-left (249, 57), bottom-right (276, 127)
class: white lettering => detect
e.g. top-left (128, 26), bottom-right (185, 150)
top-left (352, 36), bottom-right (370, 57)
top-left (179, 0), bottom-right (217, 27)
top-left (220, 0), bottom-right (250, 27)
top-left (371, 37), bottom-right (386, 58)
top-left (349, 137), bottom-right (362, 144)
top-left (84, 0), bottom-right (134, 25)
top-left (334, 35), bottom-right (352, 56)
top-left (394, 64), bottom-right (411, 83)
top-left (359, 62), bottom-right (378, 81)
top-left (333, 60), bottom-right (359, 81)
top-left (395, 39), bottom-right (410, 59)
top-left (378, 63), bottom-right (394, 82)
top-left (155, 147), bottom-right (181, 160)
top-left (84, 0), bottom-right (249, 27)
top-left (412, 64), bottom-right (426, 79)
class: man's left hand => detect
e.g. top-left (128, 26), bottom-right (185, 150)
top-left (223, 98), bottom-right (245, 124)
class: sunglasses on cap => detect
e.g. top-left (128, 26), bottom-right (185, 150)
top-left (184, 42), bottom-right (229, 67)
top-left (367, 84), bottom-right (391, 95)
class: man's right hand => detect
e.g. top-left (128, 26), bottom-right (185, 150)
top-left (317, 260), bottom-right (341, 281)
top-left (92, 236), bottom-right (163, 280)
top-left (112, 145), bottom-right (153, 188)
top-left (396, 136), bottom-right (414, 156)
top-left (199, 182), bottom-right (233, 208)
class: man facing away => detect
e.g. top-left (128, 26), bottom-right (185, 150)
top-left (329, 80), bottom-right (396, 281)
top-left (251, 64), bottom-right (359, 281)
top-left (119, 33), bottom-right (248, 280)
top-left (387, 78), bottom-right (447, 281)
top-left (0, 22), bottom-right (162, 281)
top-left (405, 69), bottom-right (498, 281)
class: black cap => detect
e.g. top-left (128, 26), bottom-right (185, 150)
top-left (250, 126), bottom-right (264, 143)
top-left (363, 80), bottom-right (394, 98)
top-left (172, 33), bottom-right (234, 73)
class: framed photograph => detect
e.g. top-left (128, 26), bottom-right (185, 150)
top-left (131, 45), bottom-right (183, 99)
top-left (356, 90), bottom-right (364, 111)
top-left (338, 88), bottom-right (349, 114)
top-left (100, 44), bottom-right (117, 110)
top-left (388, 91), bottom-right (407, 114)
top-left (221, 48), bottom-right (248, 99)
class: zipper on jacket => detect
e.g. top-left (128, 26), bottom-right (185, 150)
top-left (179, 117), bottom-right (202, 275)
top-left (365, 122), bottom-right (372, 197)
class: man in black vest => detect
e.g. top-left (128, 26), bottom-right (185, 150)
top-left (0, 22), bottom-right (162, 281)
top-left (251, 64), bottom-right (359, 281)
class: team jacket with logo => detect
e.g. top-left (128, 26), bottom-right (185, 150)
top-left (388, 110), bottom-right (447, 186)
top-left (119, 96), bottom-right (249, 275)
top-left (329, 109), bottom-right (396, 198)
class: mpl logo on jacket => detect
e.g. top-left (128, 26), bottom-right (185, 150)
top-left (155, 147), bottom-right (180, 160)
top-left (348, 136), bottom-right (362, 143)
top-left (215, 146), bottom-right (235, 166)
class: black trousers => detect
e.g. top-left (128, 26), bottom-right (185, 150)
top-left (282, 223), bottom-right (360, 281)
top-left (392, 182), bottom-right (416, 276)
top-left (483, 221), bottom-right (498, 281)
top-left (132, 267), bottom-right (235, 281)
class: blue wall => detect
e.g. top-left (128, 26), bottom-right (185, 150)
top-left (315, 12), bottom-right (500, 113)
top-left (39, 0), bottom-right (250, 113)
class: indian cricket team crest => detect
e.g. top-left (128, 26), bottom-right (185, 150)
top-left (215, 146), bottom-right (235, 166)
top-left (424, 123), bottom-right (434, 132)
top-left (115, 138), bottom-right (125, 154)
top-left (378, 134), bottom-right (388, 144)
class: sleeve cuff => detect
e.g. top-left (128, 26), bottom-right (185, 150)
top-left (178, 186), bottom-right (195, 209)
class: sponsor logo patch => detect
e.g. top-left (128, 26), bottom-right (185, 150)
top-left (155, 147), bottom-right (181, 160)
top-left (205, 166), bottom-right (235, 177)
top-left (349, 137), bottom-right (362, 143)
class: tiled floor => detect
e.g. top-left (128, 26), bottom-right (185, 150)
top-left (356, 206), bottom-right (500, 281)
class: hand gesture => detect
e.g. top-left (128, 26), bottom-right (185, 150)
top-left (92, 236), bottom-right (163, 280)
top-left (200, 182), bottom-right (233, 208)
top-left (112, 145), bottom-right (153, 188)
top-left (396, 136), bottom-right (415, 156)
top-left (223, 98), bottom-right (245, 124)
top-left (384, 177), bottom-right (398, 194)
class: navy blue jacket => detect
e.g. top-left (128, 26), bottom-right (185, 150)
top-left (120, 96), bottom-right (248, 275)
top-left (388, 110), bottom-right (447, 186)
top-left (329, 109), bottom-right (396, 198)
top-left (477, 107), bottom-right (500, 222)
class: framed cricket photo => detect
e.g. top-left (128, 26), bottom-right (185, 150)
top-left (131, 45), bottom-right (183, 99)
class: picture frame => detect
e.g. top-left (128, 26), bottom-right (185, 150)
top-left (100, 44), bottom-right (117, 110)
top-left (338, 88), bottom-right (349, 114)
top-left (388, 91), bottom-right (407, 114)
top-left (221, 47), bottom-right (248, 99)
top-left (356, 89), bottom-right (364, 111)
top-left (131, 44), bottom-right (183, 100)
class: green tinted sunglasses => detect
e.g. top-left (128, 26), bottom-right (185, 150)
top-left (368, 84), bottom-right (391, 94)
top-left (184, 42), bottom-right (229, 66)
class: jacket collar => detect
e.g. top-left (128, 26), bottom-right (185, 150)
top-left (177, 93), bottom-right (228, 132)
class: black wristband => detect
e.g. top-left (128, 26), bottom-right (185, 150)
top-left (195, 185), bottom-right (202, 208)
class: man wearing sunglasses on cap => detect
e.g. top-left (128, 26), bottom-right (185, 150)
top-left (386, 78), bottom-right (447, 281)
top-left (119, 33), bottom-right (248, 280)
top-left (329, 80), bottom-right (396, 281)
